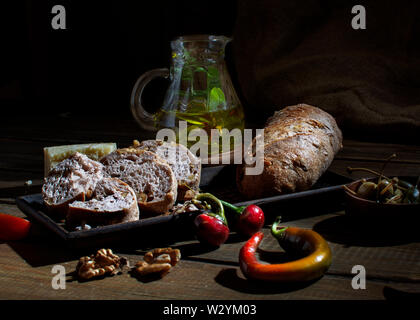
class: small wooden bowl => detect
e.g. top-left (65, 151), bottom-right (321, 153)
top-left (344, 177), bottom-right (419, 223)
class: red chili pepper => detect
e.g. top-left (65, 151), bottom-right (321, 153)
top-left (0, 213), bottom-right (31, 241)
top-left (220, 200), bottom-right (265, 237)
top-left (194, 193), bottom-right (230, 247)
top-left (194, 213), bottom-right (229, 247)
top-left (239, 217), bottom-right (332, 282)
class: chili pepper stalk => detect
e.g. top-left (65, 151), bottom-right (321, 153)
top-left (220, 200), bottom-right (265, 237)
top-left (195, 193), bottom-right (228, 225)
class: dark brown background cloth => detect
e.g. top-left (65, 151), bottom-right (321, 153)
top-left (232, 0), bottom-right (420, 143)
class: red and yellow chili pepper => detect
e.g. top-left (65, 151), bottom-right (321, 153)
top-left (239, 216), bottom-right (332, 282)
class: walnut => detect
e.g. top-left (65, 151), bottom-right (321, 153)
top-left (132, 140), bottom-right (140, 147)
top-left (133, 247), bottom-right (181, 278)
top-left (154, 254), bottom-right (171, 264)
top-left (143, 251), bottom-right (155, 264)
top-left (134, 261), bottom-right (171, 277)
top-left (144, 248), bottom-right (181, 266)
top-left (172, 200), bottom-right (202, 215)
top-left (76, 248), bottom-right (128, 280)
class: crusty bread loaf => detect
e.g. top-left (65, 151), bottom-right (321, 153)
top-left (42, 152), bottom-right (106, 215)
top-left (132, 139), bottom-right (201, 200)
top-left (67, 177), bottom-right (139, 227)
top-left (237, 104), bottom-right (342, 199)
top-left (100, 148), bottom-right (177, 215)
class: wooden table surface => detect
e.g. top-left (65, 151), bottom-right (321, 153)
top-left (1, 115), bottom-right (419, 301)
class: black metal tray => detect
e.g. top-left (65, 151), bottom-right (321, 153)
top-left (16, 166), bottom-right (353, 248)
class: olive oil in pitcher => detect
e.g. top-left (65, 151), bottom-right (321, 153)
top-left (131, 35), bottom-right (245, 158)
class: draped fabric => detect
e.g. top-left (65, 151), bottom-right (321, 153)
top-left (232, 0), bottom-right (420, 142)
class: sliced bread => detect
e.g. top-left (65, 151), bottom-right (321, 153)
top-left (132, 139), bottom-right (201, 200)
top-left (67, 177), bottom-right (139, 227)
top-left (44, 142), bottom-right (117, 176)
top-left (100, 148), bottom-right (177, 215)
top-left (42, 152), bottom-right (106, 215)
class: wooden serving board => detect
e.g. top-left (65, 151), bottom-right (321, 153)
top-left (16, 166), bottom-right (353, 248)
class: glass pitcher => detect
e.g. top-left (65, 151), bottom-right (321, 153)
top-left (130, 35), bottom-right (245, 156)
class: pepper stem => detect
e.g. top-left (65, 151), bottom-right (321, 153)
top-left (271, 216), bottom-right (288, 240)
top-left (195, 193), bottom-right (228, 226)
top-left (220, 200), bottom-right (245, 215)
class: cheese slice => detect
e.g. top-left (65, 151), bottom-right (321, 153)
top-left (44, 143), bottom-right (117, 176)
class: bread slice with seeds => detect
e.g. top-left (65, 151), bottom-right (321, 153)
top-left (67, 177), bottom-right (139, 228)
top-left (100, 148), bottom-right (177, 215)
top-left (132, 139), bottom-right (201, 200)
top-left (42, 152), bottom-right (106, 215)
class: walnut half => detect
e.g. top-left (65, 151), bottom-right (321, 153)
top-left (143, 248), bottom-right (181, 266)
top-left (133, 247), bottom-right (181, 278)
top-left (134, 261), bottom-right (172, 277)
top-left (76, 248), bottom-right (128, 280)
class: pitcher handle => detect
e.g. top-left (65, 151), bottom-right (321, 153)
top-left (130, 68), bottom-right (170, 131)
